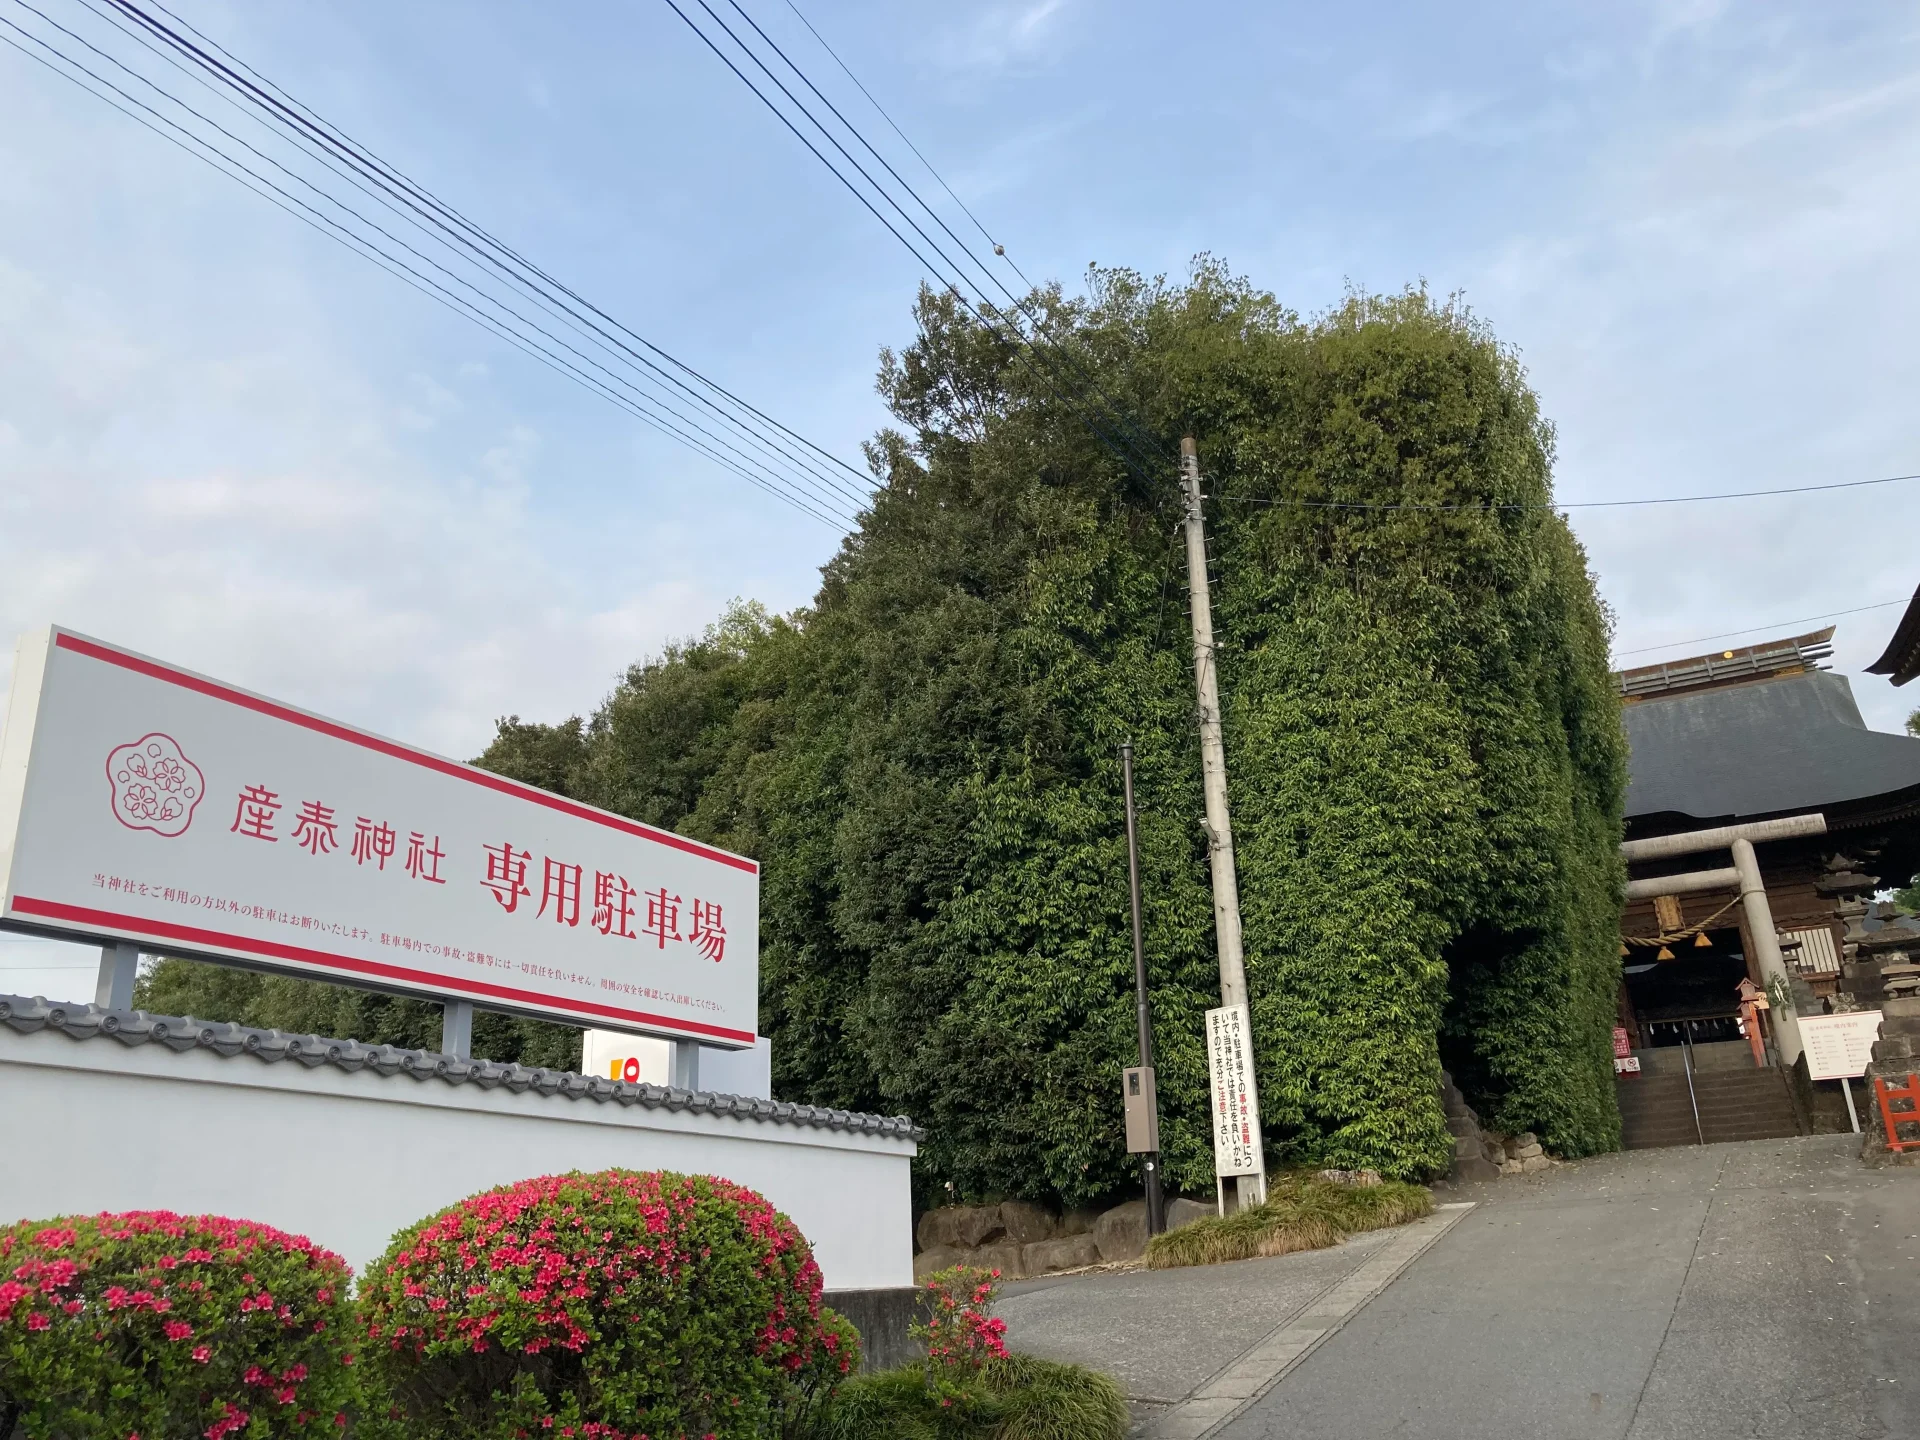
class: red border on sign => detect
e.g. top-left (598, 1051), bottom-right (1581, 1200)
top-left (10, 896), bottom-right (756, 1044)
top-left (52, 633), bottom-right (757, 874)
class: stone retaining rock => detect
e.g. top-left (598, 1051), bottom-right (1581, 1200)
top-left (1022, 1233), bottom-right (1100, 1274)
top-left (912, 1243), bottom-right (966, 1282)
top-left (1166, 1197), bottom-right (1213, 1231)
top-left (997, 1200), bottom-right (1055, 1246)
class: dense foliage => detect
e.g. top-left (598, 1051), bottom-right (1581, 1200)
top-left (474, 264), bottom-right (1628, 1196)
top-left (0, 1210), bottom-right (357, 1439)
top-left (806, 1354), bottom-right (1127, 1440)
top-left (355, 1169), bottom-right (851, 1439)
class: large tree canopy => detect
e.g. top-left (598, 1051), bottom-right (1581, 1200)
top-left (475, 263), bottom-right (1628, 1203)
top-left (152, 262), bottom-right (1628, 1206)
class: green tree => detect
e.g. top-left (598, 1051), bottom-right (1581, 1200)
top-left (480, 264), bottom-right (1627, 1198)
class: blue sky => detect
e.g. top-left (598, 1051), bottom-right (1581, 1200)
top-left (6, 0), bottom-right (1920, 994)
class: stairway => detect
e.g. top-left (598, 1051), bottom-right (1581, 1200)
top-left (1616, 1066), bottom-right (1802, 1149)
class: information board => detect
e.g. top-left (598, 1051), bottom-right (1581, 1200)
top-left (1799, 1011), bottom-right (1883, 1081)
top-left (1205, 1002), bottom-right (1264, 1177)
top-left (0, 628), bottom-right (759, 1045)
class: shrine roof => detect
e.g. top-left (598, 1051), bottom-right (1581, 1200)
top-left (1623, 667), bottom-right (1920, 830)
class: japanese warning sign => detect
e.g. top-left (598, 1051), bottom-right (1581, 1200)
top-left (0, 627), bottom-right (759, 1045)
top-left (1205, 1002), bottom-right (1264, 1177)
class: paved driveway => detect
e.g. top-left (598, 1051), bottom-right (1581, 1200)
top-left (1000, 1135), bottom-right (1920, 1440)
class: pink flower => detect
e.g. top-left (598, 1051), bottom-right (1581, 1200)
top-left (192, 1346), bottom-right (212, 1364)
top-left (164, 1320), bottom-right (194, 1341)
top-left (25, 1311), bottom-right (50, 1331)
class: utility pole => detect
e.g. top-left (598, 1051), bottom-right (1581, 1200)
top-left (1180, 435), bottom-right (1267, 1209)
top-left (1121, 741), bottom-right (1166, 1236)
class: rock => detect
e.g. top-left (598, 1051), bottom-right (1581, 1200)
top-left (1512, 1143), bottom-right (1543, 1161)
top-left (1481, 1137), bottom-right (1507, 1165)
top-left (1022, 1233), bottom-right (1101, 1274)
top-left (1166, 1197), bottom-right (1214, 1232)
top-left (1446, 1112), bottom-right (1481, 1139)
top-left (916, 1209), bottom-right (957, 1252)
top-left (1520, 1155), bottom-right (1550, 1174)
top-left (1503, 1132), bottom-right (1539, 1158)
top-left (951, 1205), bottom-right (1006, 1249)
top-left (1057, 1209), bottom-right (1100, 1238)
top-left (998, 1201), bottom-right (1055, 1246)
top-left (1093, 1199), bottom-right (1149, 1263)
top-left (1499, 1159), bottom-right (1522, 1176)
top-left (1316, 1168), bottom-right (1383, 1187)
top-left (912, 1244), bottom-right (966, 1282)
top-left (1453, 1156), bottom-right (1500, 1183)
top-left (974, 1239), bottom-right (1026, 1278)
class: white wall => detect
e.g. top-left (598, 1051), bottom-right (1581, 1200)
top-left (0, 1026), bottom-right (913, 1290)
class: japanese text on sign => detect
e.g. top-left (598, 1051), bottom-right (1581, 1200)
top-left (1205, 1002), bottom-right (1264, 1177)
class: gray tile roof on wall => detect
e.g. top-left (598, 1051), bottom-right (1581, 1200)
top-left (1624, 670), bottom-right (1920, 825)
top-left (0, 994), bottom-right (921, 1141)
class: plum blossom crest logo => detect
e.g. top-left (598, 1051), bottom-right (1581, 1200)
top-left (104, 733), bottom-right (205, 838)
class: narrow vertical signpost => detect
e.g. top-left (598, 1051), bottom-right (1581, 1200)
top-left (1180, 435), bottom-right (1268, 1213)
top-left (1120, 741), bottom-right (1165, 1237)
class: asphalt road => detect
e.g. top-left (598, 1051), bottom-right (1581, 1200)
top-left (1004, 1134), bottom-right (1920, 1440)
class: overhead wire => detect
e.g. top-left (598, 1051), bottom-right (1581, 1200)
top-left (661, 0), bottom-right (1177, 494)
top-left (1216, 470), bottom-right (1920, 513)
top-left (1611, 600), bottom-right (1911, 660)
top-left (4, 0), bottom-right (865, 526)
top-left (721, 0), bottom-right (1176, 478)
top-left (97, 0), bottom-right (873, 514)
top-left (13, 0), bottom-right (859, 526)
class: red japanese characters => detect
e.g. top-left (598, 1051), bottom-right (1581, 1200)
top-left (483, 841), bottom-right (727, 962)
top-left (104, 733), bottom-right (204, 838)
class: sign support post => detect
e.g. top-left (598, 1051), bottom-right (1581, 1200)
top-left (1841, 1075), bottom-right (1860, 1134)
top-left (440, 999), bottom-right (473, 1059)
top-left (94, 939), bottom-right (138, 1010)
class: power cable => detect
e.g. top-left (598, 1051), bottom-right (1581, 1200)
top-left (662, 0), bottom-right (1173, 492)
top-left (724, 0), bottom-right (1176, 477)
top-left (5, 0), bottom-right (865, 526)
top-left (1612, 600), bottom-right (1910, 660)
top-left (98, 0), bottom-right (873, 513)
top-left (1217, 470), bottom-right (1920, 514)
top-left (16, 0), bottom-right (858, 526)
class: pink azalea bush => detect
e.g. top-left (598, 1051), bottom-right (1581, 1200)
top-left (0, 1210), bottom-right (357, 1439)
top-left (355, 1169), bottom-right (860, 1440)
top-left (912, 1266), bottom-right (1008, 1375)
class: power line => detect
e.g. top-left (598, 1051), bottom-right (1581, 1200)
top-left (1611, 600), bottom-right (1910, 660)
top-left (99, 0), bottom-right (874, 514)
top-left (663, 0), bottom-right (1178, 495)
top-left (721, 0), bottom-right (1174, 478)
top-left (1217, 470), bottom-right (1920, 513)
top-left (6, 0), bottom-right (868, 527)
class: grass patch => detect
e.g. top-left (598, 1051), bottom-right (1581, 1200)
top-left (1144, 1175), bottom-right (1433, 1269)
top-left (802, 1355), bottom-right (1128, 1440)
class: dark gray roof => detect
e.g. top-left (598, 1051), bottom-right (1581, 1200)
top-left (1624, 670), bottom-right (1920, 826)
top-left (0, 995), bottom-right (921, 1141)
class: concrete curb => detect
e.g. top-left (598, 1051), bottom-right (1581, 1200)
top-left (1141, 1202), bottom-right (1476, 1440)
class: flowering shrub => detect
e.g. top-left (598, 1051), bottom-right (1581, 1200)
top-left (356, 1169), bottom-right (856, 1439)
top-left (0, 1210), bottom-right (357, 1439)
top-left (911, 1266), bottom-right (1008, 1375)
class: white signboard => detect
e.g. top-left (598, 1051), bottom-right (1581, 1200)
top-left (0, 628), bottom-right (759, 1046)
top-left (1205, 1002), bottom-right (1264, 1177)
top-left (1799, 1011), bottom-right (1883, 1081)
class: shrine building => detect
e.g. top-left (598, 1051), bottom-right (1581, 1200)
top-left (1612, 625), bottom-right (1920, 1147)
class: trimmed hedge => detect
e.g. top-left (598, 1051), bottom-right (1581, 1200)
top-left (356, 1169), bottom-right (854, 1439)
top-left (0, 1210), bottom-right (357, 1438)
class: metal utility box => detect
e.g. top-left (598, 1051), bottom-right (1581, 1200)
top-left (1123, 1065), bottom-right (1159, 1152)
